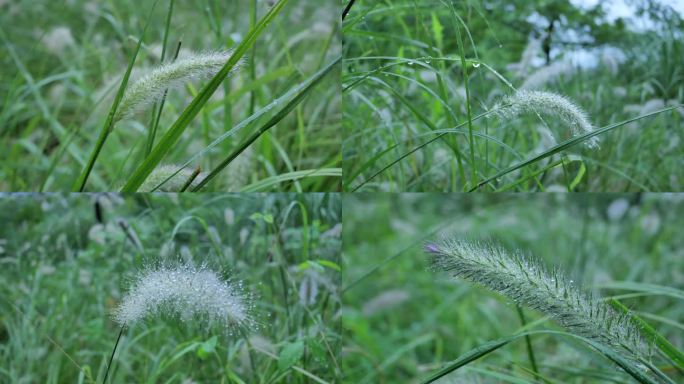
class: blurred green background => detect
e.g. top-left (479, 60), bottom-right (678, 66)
top-left (343, 0), bottom-right (683, 192)
top-left (0, 193), bottom-right (341, 383)
top-left (0, 0), bottom-right (340, 191)
top-left (342, 193), bottom-right (684, 383)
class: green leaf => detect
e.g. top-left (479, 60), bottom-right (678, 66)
top-left (196, 336), bottom-right (217, 360)
top-left (315, 259), bottom-right (341, 272)
top-left (278, 341), bottom-right (304, 372)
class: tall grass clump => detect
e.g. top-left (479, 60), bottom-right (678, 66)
top-left (114, 262), bottom-right (254, 331)
top-left (423, 239), bottom-right (677, 382)
top-left (114, 50), bottom-right (240, 122)
top-left (491, 90), bottom-right (600, 149)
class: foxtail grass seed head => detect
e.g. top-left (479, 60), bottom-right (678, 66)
top-left (426, 239), bottom-right (645, 361)
top-left (491, 90), bottom-right (599, 149)
top-left (138, 165), bottom-right (205, 192)
top-left (115, 50), bottom-right (240, 122)
top-left (113, 262), bottom-right (254, 333)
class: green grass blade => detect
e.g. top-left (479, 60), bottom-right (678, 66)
top-left (121, 0), bottom-right (291, 192)
top-left (609, 299), bottom-right (684, 369)
top-left (145, 0), bottom-right (176, 157)
top-left (470, 106), bottom-right (683, 192)
top-left (71, 0), bottom-right (159, 191)
top-left (421, 330), bottom-right (664, 384)
top-left (421, 336), bottom-right (512, 383)
top-left (239, 168), bottom-right (341, 192)
top-left (190, 56), bottom-right (340, 191)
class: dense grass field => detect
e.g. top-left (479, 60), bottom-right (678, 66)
top-left (0, 0), bottom-right (341, 192)
top-left (342, 193), bottom-right (684, 383)
top-left (0, 193), bottom-right (342, 383)
top-left (343, 0), bottom-right (684, 192)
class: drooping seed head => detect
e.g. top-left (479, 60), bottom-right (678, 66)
top-left (115, 50), bottom-right (241, 122)
top-left (113, 262), bottom-right (254, 333)
top-left (491, 90), bottom-right (599, 149)
top-left (427, 238), bottom-right (645, 361)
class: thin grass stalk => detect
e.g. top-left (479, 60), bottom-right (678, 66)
top-left (516, 306), bottom-right (539, 376)
top-left (447, 2), bottom-right (477, 189)
top-left (102, 326), bottom-right (125, 384)
top-left (249, 0), bottom-right (257, 116)
top-left (146, 0), bottom-right (177, 157)
top-left (178, 166), bottom-right (201, 192)
top-left (72, 0), bottom-right (159, 191)
top-left (342, 0), bottom-right (356, 20)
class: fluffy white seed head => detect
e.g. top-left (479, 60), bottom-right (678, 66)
top-left (137, 165), bottom-right (206, 192)
top-left (113, 263), bottom-right (253, 332)
top-left (492, 90), bottom-right (599, 149)
top-left (115, 50), bottom-right (240, 122)
top-left (426, 239), bottom-right (645, 361)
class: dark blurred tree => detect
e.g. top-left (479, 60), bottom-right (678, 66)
top-left (483, 0), bottom-right (629, 64)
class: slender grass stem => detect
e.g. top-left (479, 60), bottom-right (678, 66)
top-left (102, 326), bottom-right (125, 384)
top-left (516, 306), bottom-right (539, 376)
top-left (342, 0), bottom-right (356, 20)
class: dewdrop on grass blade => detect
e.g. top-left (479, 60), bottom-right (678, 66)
top-left (491, 90), bottom-right (600, 149)
top-left (114, 50), bottom-right (242, 122)
top-left (425, 239), bottom-right (647, 363)
top-left (113, 262), bottom-right (255, 334)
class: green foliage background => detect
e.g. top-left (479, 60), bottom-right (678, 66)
top-left (343, 0), bottom-right (683, 192)
top-left (342, 193), bottom-right (684, 383)
top-left (0, 0), bottom-right (340, 191)
top-left (0, 193), bottom-right (341, 383)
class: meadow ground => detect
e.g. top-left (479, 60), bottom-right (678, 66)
top-left (0, 193), bottom-right (342, 383)
top-left (0, 0), bottom-right (341, 192)
top-left (342, 193), bottom-right (684, 383)
top-left (343, 0), bottom-right (684, 192)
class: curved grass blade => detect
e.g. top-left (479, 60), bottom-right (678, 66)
top-left (470, 106), bottom-right (683, 192)
top-left (71, 0), bottom-right (159, 191)
top-left (190, 57), bottom-right (340, 191)
top-left (421, 330), bottom-right (664, 384)
top-left (345, 126), bottom-right (521, 189)
top-left (239, 168), bottom-right (341, 192)
top-left (350, 110), bottom-right (493, 191)
top-left (121, 0), bottom-right (291, 192)
top-left (610, 299), bottom-right (684, 370)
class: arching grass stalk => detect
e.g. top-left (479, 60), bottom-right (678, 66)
top-left (425, 239), bottom-right (675, 383)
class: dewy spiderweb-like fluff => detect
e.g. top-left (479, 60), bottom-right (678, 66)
top-left (425, 239), bottom-right (645, 362)
top-left (113, 262), bottom-right (254, 332)
top-left (115, 50), bottom-right (241, 122)
top-left (490, 90), bottom-right (600, 149)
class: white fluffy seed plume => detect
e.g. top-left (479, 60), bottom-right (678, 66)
top-left (425, 239), bottom-right (645, 361)
top-left (115, 50), bottom-right (240, 122)
top-left (491, 90), bottom-right (599, 149)
top-left (113, 263), bottom-right (253, 331)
